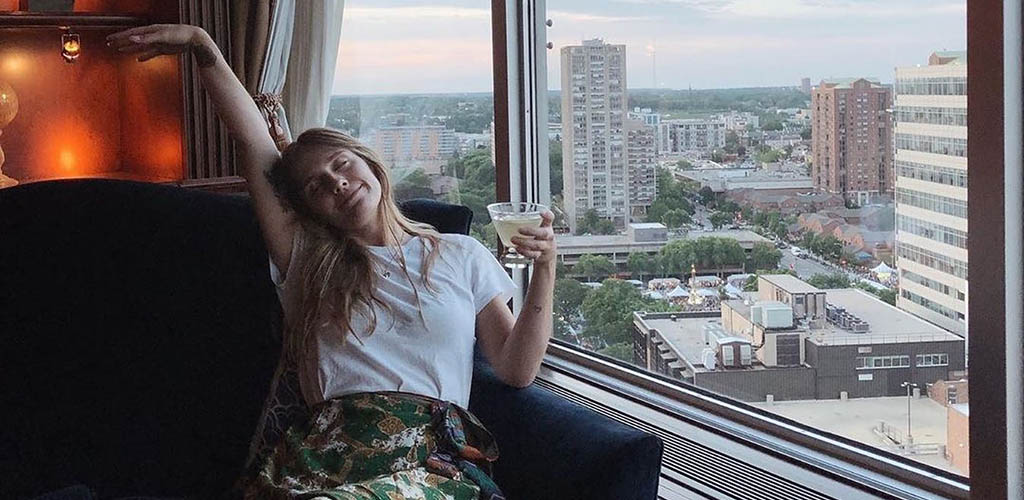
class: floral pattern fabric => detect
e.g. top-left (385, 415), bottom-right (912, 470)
top-left (241, 392), bottom-right (505, 500)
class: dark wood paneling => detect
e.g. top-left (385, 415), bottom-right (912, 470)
top-left (967, 1), bottom-right (1006, 497)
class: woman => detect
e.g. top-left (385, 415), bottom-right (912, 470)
top-left (107, 24), bottom-right (556, 500)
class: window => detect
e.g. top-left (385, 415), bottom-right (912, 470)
top-left (327, 1), bottom-right (497, 250)
top-left (539, 0), bottom-right (975, 494)
top-left (917, 353), bottom-right (950, 367)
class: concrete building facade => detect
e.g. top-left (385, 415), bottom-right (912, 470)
top-left (561, 39), bottom-right (634, 233)
top-left (811, 78), bottom-right (894, 206)
top-left (893, 51), bottom-right (968, 338)
top-left (365, 125), bottom-right (457, 175)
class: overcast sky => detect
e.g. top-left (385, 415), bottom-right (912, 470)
top-left (333, 0), bottom-right (966, 95)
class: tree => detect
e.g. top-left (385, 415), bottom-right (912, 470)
top-left (800, 231), bottom-right (818, 251)
top-left (393, 168), bottom-right (435, 201)
top-left (627, 252), bottom-right (654, 280)
top-left (755, 148), bottom-right (783, 164)
top-left (660, 240), bottom-right (695, 275)
top-left (875, 288), bottom-right (897, 306)
top-left (698, 186), bottom-right (717, 206)
top-left (724, 130), bottom-right (740, 154)
top-left (762, 119), bottom-right (784, 131)
top-left (554, 278), bottom-right (590, 325)
top-left (661, 209), bottom-right (692, 229)
top-left (710, 150), bottom-right (725, 163)
top-left (806, 273), bottom-right (851, 289)
top-left (675, 159), bottom-right (693, 169)
top-left (814, 235), bottom-right (843, 260)
top-left (709, 211), bottom-right (732, 229)
top-left (577, 208), bottom-right (617, 235)
top-left (800, 126), bottom-right (812, 140)
top-left (549, 139), bottom-right (563, 197)
top-left (747, 242), bottom-right (782, 271)
top-left (581, 279), bottom-right (673, 346)
top-left (575, 254), bottom-right (616, 281)
top-left (598, 342), bottom-right (634, 363)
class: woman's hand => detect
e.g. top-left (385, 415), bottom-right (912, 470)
top-left (510, 210), bottom-right (557, 266)
top-left (106, 24), bottom-right (216, 65)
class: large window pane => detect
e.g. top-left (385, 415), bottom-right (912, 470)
top-left (545, 0), bottom-right (969, 480)
top-left (327, 1), bottom-right (497, 249)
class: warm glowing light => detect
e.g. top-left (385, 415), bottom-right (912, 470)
top-left (59, 150), bottom-right (76, 171)
top-left (1, 54), bottom-right (26, 76)
top-left (61, 32), bottom-right (81, 63)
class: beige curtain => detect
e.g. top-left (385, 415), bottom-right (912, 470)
top-left (282, 0), bottom-right (346, 135)
top-left (230, 0), bottom-right (295, 151)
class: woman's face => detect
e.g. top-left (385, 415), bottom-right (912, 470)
top-left (291, 145), bottom-right (384, 233)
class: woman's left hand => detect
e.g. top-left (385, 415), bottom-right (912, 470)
top-left (510, 210), bottom-right (557, 266)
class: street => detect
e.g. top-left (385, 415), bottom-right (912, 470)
top-left (779, 251), bottom-right (839, 279)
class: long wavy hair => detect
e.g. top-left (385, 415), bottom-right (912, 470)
top-left (266, 128), bottom-right (443, 366)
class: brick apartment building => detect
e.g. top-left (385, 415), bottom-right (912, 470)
top-left (811, 78), bottom-right (894, 206)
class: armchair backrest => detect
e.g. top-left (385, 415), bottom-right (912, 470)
top-left (0, 180), bottom-right (473, 499)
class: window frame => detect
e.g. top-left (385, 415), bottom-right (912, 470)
top-left (491, 0), bottom-right (1016, 497)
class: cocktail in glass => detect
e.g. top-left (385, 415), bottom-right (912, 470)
top-left (487, 202), bottom-right (547, 269)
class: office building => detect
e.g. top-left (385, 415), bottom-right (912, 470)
top-left (893, 51), bottom-right (968, 337)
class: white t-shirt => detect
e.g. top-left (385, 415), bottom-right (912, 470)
top-left (269, 230), bottom-right (517, 408)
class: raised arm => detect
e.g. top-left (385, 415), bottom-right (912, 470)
top-left (107, 25), bottom-right (295, 272)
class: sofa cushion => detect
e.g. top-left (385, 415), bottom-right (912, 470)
top-left (0, 180), bottom-right (281, 499)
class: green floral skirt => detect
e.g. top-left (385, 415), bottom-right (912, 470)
top-left (241, 392), bottom-right (505, 500)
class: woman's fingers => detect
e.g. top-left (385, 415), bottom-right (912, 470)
top-left (136, 49), bottom-right (161, 62)
top-left (106, 25), bottom-right (161, 42)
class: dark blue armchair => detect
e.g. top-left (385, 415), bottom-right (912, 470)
top-left (0, 180), bottom-right (663, 500)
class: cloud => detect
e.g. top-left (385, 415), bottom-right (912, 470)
top-left (344, 5), bottom-right (489, 22)
top-left (547, 10), bottom-right (658, 23)
top-left (612, 0), bottom-right (965, 20)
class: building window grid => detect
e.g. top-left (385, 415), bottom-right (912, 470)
top-left (894, 106), bottom-right (968, 127)
top-left (902, 269), bottom-right (965, 301)
top-left (897, 242), bottom-right (969, 279)
top-left (896, 187), bottom-right (968, 218)
top-left (900, 288), bottom-right (964, 321)
top-left (916, 353), bottom-right (950, 367)
top-left (894, 76), bottom-right (967, 96)
top-left (855, 355), bottom-right (912, 370)
top-left (897, 215), bottom-right (968, 249)
top-left (895, 133), bottom-right (967, 157)
top-left (896, 160), bottom-right (967, 187)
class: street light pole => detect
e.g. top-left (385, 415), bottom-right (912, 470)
top-left (901, 381), bottom-right (918, 445)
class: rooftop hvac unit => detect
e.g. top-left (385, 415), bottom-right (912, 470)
top-left (751, 305), bottom-right (763, 326)
top-left (702, 349), bottom-right (717, 370)
top-left (740, 343), bottom-right (752, 366)
top-left (721, 345), bottom-right (735, 367)
top-left (851, 321), bottom-right (871, 333)
top-left (774, 333), bottom-right (802, 366)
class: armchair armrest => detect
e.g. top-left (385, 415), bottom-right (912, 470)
top-left (469, 352), bottom-right (664, 500)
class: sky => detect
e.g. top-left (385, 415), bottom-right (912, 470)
top-left (332, 0), bottom-right (967, 96)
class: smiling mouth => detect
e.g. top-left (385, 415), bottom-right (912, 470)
top-left (340, 185), bottom-right (363, 210)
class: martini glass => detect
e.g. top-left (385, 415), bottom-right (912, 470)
top-left (487, 202), bottom-right (547, 269)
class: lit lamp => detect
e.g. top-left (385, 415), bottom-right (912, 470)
top-left (0, 80), bottom-right (18, 189)
top-left (61, 30), bottom-right (80, 63)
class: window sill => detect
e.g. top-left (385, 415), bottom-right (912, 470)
top-left (536, 342), bottom-right (969, 500)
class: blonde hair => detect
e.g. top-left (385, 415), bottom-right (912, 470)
top-left (266, 128), bottom-right (443, 366)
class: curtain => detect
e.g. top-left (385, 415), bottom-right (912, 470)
top-left (230, 0), bottom-right (296, 151)
top-left (282, 0), bottom-right (346, 136)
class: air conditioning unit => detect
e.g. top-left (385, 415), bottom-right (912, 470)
top-left (740, 344), bottom-right (752, 366)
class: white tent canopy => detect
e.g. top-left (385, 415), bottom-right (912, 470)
top-left (872, 262), bottom-right (894, 274)
top-left (667, 286), bottom-right (690, 298)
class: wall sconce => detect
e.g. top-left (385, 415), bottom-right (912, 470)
top-left (61, 29), bottom-right (80, 63)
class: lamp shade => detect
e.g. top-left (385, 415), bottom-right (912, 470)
top-left (0, 81), bottom-right (17, 129)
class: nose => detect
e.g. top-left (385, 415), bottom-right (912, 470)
top-left (333, 177), bottom-right (349, 195)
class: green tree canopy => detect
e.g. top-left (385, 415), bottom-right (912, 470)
top-left (806, 273), bottom-right (851, 289)
top-left (554, 278), bottom-right (590, 323)
top-left (661, 209), bottom-right (692, 229)
top-left (577, 208), bottom-right (617, 235)
top-left (581, 279), bottom-right (674, 346)
top-left (748, 242), bottom-right (783, 272)
top-left (575, 254), bottom-right (617, 281)
top-left (709, 211), bottom-right (733, 229)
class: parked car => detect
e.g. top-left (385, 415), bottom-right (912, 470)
top-left (790, 246), bottom-right (804, 257)
top-left (775, 240), bottom-right (788, 249)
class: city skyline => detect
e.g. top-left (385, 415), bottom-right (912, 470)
top-left (333, 0), bottom-right (966, 95)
